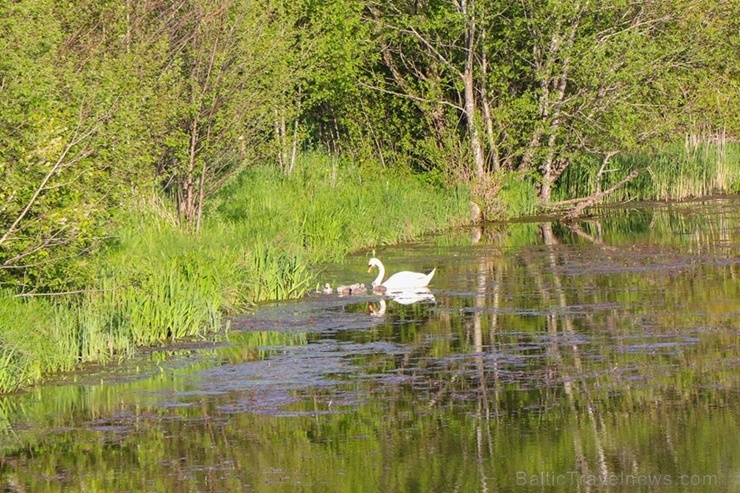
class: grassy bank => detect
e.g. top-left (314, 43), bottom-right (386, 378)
top-left (0, 155), bottom-right (471, 393)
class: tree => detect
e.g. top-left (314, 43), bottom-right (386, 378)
top-left (293, 0), bottom-right (373, 160)
top-left (362, 0), bottom-right (483, 178)
top-left (0, 0), bottom-right (135, 291)
top-left (359, 0), bottom-right (739, 203)
top-left (142, 0), bottom-right (300, 232)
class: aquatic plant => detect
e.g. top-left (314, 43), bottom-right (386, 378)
top-left (0, 292), bottom-right (77, 392)
top-left (555, 141), bottom-right (740, 202)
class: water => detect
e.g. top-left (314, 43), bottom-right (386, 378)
top-left (1, 199), bottom-right (739, 492)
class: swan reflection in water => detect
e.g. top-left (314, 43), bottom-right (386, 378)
top-left (368, 287), bottom-right (435, 317)
top-left (386, 287), bottom-right (435, 305)
top-left (369, 298), bottom-right (387, 317)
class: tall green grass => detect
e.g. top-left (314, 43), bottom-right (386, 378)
top-left (210, 153), bottom-right (472, 261)
top-left (0, 292), bottom-right (77, 391)
top-left (556, 141), bottom-right (740, 202)
top-left (0, 153), bottom-right (471, 393)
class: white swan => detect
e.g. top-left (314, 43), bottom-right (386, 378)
top-left (367, 257), bottom-right (436, 290)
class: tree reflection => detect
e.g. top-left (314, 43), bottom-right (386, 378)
top-left (1, 201), bottom-right (738, 492)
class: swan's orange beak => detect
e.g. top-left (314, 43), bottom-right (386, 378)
top-left (367, 264), bottom-right (373, 273)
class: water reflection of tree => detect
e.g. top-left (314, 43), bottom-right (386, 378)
top-left (381, 214), bottom-right (738, 489)
top-left (472, 252), bottom-right (501, 492)
top-left (538, 221), bottom-right (610, 483)
top-left (2, 203), bottom-right (738, 491)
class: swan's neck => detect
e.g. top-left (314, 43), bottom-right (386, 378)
top-left (372, 263), bottom-right (385, 287)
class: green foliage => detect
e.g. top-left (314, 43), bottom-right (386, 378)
top-left (152, 1), bottom-right (302, 228)
top-left (295, 0), bottom-right (372, 115)
top-left (0, 0), bottom-right (161, 291)
top-left (349, 0), bottom-right (740, 200)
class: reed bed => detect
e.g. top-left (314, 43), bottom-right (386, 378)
top-left (0, 293), bottom-right (78, 391)
top-left (556, 140), bottom-right (740, 202)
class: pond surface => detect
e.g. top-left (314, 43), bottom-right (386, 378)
top-left (1, 198), bottom-right (739, 492)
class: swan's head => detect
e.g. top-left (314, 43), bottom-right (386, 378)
top-left (367, 257), bottom-right (382, 273)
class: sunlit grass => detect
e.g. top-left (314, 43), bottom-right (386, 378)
top-left (0, 292), bottom-right (78, 392)
top-left (0, 153), bottom-right (471, 393)
top-left (211, 153), bottom-right (472, 261)
top-left (556, 141), bottom-right (740, 202)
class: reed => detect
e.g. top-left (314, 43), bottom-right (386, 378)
top-left (556, 139), bottom-right (740, 202)
top-left (0, 293), bottom-right (78, 391)
top-left (242, 243), bottom-right (311, 301)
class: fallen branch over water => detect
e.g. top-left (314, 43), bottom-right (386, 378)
top-left (550, 169), bottom-right (640, 220)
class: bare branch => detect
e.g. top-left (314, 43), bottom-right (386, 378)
top-left (548, 169), bottom-right (640, 220)
top-left (358, 80), bottom-right (464, 112)
top-left (0, 124), bottom-right (93, 247)
top-left (398, 25), bottom-right (465, 80)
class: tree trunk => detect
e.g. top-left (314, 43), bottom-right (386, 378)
top-left (195, 162), bottom-right (207, 234)
top-left (463, 72), bottom-right (485, 180)
top-left (528, 6), bottom-right (582, 201)
top-left (539, 125), bottom-right (560, 202)
top-left (460, 0), bottom-right (485, 180)
top-left (179, 115), bottom-right (199, 229)
top-left (479, 20), bottom-right (500, 172)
